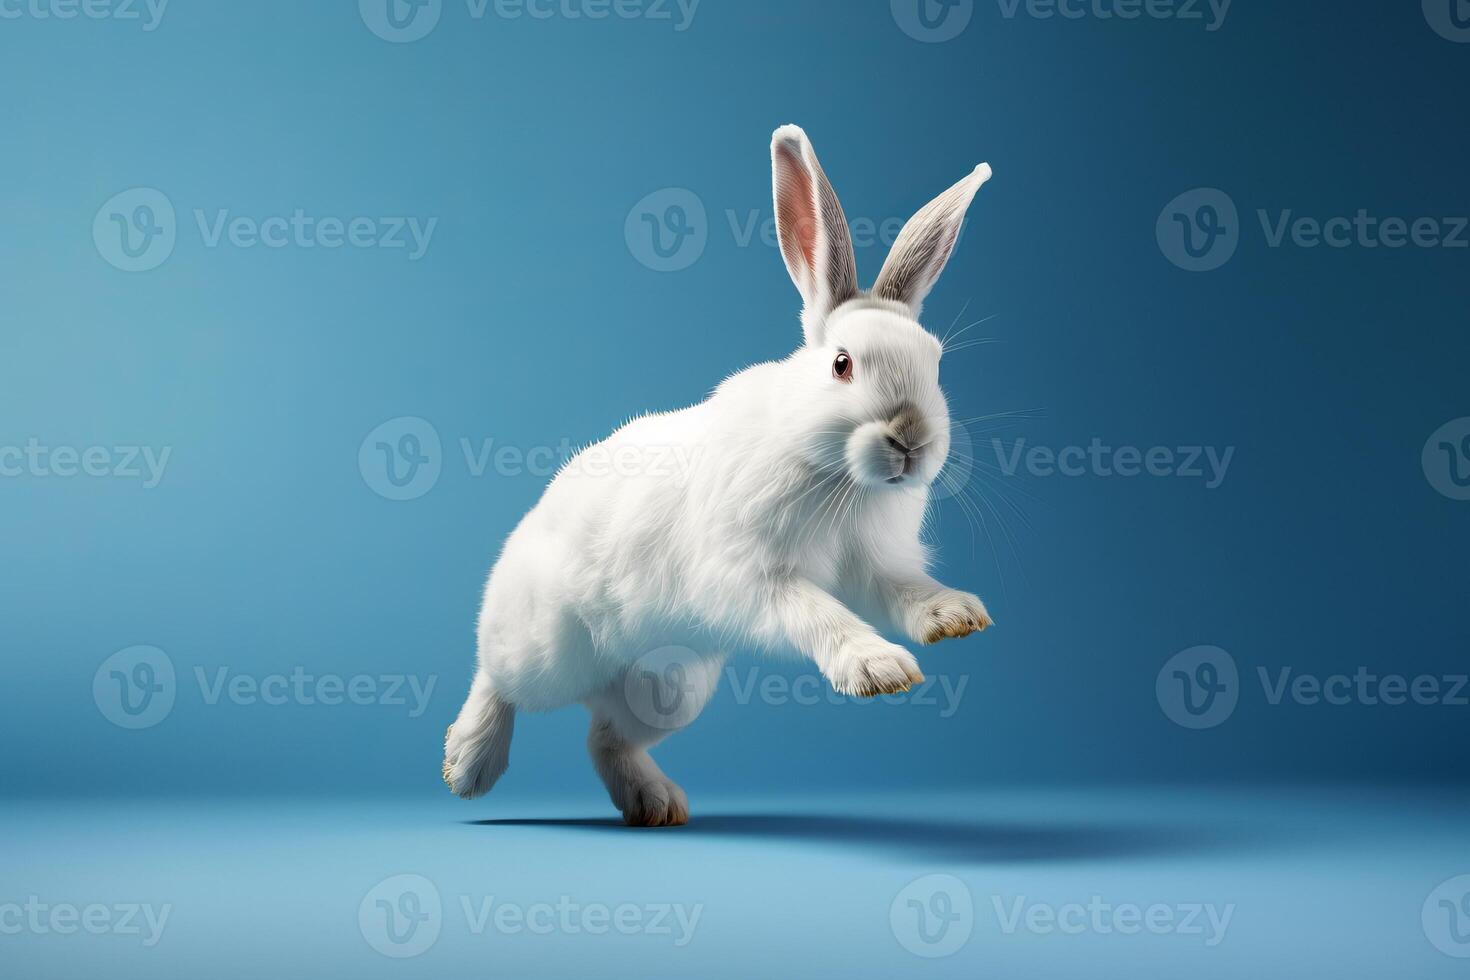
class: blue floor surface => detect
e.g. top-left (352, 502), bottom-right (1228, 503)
top-left (4, 786), bottom-right (1466, 978)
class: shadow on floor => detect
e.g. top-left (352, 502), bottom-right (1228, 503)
top-left (464, 812), bottom-right (1259, 864)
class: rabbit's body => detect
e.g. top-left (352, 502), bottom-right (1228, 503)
top-left (446, 126), bottom-right (994, 825)
top-left (476, 346), bottom-right (930, 700)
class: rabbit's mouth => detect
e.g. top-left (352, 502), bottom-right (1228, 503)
top-left (846, 420), bottom-right (942, 489)
top-left (883, 434), bottom-right (929, 484)
top-left (882, 429), bottom-right (940, 487)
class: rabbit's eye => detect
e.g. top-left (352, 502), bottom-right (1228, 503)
top-left (832, 351), bottom-right (853, 382)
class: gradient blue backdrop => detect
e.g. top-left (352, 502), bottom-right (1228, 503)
top-left (4, 0), bottom-right (1465, 796)
top-left (2, 2), bottom-right (1468, 977)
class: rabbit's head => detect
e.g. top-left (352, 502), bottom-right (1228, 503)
top-left (770, 124), bottom-right (991, 492)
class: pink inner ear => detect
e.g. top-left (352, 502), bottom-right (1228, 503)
top-left (774, 146), bottom-right (818, 275)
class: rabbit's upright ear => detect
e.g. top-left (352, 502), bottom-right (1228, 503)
top-left (771, 125), bottom-right (859, 347)
top-left (872, 163), bottom-right (992, 319)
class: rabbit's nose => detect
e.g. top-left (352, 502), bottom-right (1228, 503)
top-left (889, 402), bottom-right (930, 451)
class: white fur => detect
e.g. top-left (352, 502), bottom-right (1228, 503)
top-left (445, 125), bottom-right (994, 825)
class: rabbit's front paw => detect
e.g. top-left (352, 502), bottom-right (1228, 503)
top-left (912, 590), bottom-right (992, 644)
top-left (828, 636), bottom-right (924, 697)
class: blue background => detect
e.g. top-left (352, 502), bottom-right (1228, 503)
top-left (2, 1), bottom-right (1467, 977)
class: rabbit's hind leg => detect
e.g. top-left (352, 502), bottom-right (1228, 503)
top-left (587, 717), bottom-right (689, 827)
top-left (443, 672), bottom-right (515, 799)
top-left (583, 652), bottom-right (724, 827)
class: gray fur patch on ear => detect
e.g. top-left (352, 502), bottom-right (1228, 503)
top-left (873, 215), bottom-right (960, 308)
top-left (813, 156), bottom-right (858, 307)
top-left (873, 163), bottom-right (991, 316)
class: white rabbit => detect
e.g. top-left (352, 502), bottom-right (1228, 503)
top-left (445, 124), bottom-right (993, 825)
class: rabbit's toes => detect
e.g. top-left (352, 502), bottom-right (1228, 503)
top-left (915, 590), bottom-right (992, 644)
top-left (829, 637), bottom-right (924, 698)
top-left (620, 777), bottom-right (689, 828)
